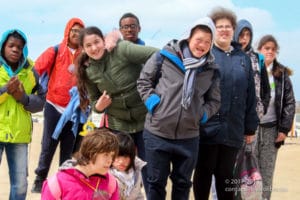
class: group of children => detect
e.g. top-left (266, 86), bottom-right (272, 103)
top-left (41, 129), bottom-right (143, 200)
top-left (0, 6), bottom-right (295, 200)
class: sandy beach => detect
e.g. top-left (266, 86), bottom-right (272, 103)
top-left (1, 121), bottom-right (300, 200)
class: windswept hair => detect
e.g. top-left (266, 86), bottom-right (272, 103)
top-left (75, 26), bottom-right (104, 111)
top-left (74, 128), bottom-right (119, 166)
top-left (116, 133), bottom-right (136, 171)
top-left (209, 7), bottom-right (237, 30)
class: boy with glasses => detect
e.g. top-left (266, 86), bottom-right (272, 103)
top-left (119, 12), bottom-right (145, 45)
top-left (193, 7), bottom-right (259, 199)
top-left (31, 18), bottom-right (85, 193)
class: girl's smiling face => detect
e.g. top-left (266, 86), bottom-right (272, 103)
top-left (259, 41), bottom-right (277, 66)
top-left (83, 34), bottom-right (105, 60)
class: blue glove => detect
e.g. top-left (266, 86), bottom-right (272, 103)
top-left (145, 94), bottom-right (161, 114)
top-left (200, 112), bottom-right (208, 124)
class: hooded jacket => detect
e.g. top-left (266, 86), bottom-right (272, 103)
top-left (137, 17), bottom-right (221, 139)
top-left (41, 160), bottom-right (119, 200)
top-left (269, 59), bottom-right (295, 135)
top-left (200, 41), bottom-right (259, 148)
top-left (34, 18), bottom-right (84, 107)
top-left (0, 29), bottom-right (45, 143)
top-left (85, 40), bottom-right (158, 133)
top-left (233, 19), bottom-right (270, 119)
top-left (110, 157), bottom-right (146, 200)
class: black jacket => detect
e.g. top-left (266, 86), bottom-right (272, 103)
top-left (271, 59), bottom-right (295, 134)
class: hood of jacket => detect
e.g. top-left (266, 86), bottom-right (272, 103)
top-left (180, 16), bottom-right (216, 50)
top-left (167, 17), bottom-right (216, 62)
top-left (233, 19), bottom-right (253, 51)
top-left (62, 17), bottom-right (85, 45)
top-left (0, 29), bottom-right (28, 77)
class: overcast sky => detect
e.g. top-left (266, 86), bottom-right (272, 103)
top-left (1, 0), bottom-right (299, 99)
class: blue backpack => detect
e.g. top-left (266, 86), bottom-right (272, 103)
top-left (39, 44), bottom-right (59, 92)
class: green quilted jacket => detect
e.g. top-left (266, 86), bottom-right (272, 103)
top-left (86, 40), bottom-right (158, 133)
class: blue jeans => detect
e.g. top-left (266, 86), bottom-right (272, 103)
top-left (143, 129), bottom-right (199, 200)
top-left (0, 143), bottom-right (28, 200)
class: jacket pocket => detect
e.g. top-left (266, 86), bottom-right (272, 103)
top-left (200, 115), bottom-right (221, 138)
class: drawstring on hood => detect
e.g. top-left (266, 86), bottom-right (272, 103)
top-left (0, 29), bottom-right (28, 77)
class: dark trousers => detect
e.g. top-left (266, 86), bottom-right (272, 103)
top-left (34, 102), bottom-right (75, 179)
top-left (144, 129), bottom-right (199, 200)
top-left (72, 123), bottom-right (84, 154)
top-left (193, 144), bottom-right (239, 200)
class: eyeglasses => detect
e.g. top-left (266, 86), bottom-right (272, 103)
top-left (70, 28), bottom-right (81, 34)
top-left (216, 25), bottom-right (233, 31)
top-left (120, 24), bottom-right (138, 30)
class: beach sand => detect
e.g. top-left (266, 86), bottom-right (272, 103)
top-left (1, 122), bottom-right (299, 199)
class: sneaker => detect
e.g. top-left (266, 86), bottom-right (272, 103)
top-left (31, 178), bottom-right (44, 193)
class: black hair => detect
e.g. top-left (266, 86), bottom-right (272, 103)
top-left (119, 12), bottom-right (140, 27)
top-left (1, 31), bottom-right (25, 57)
top-left (9, 31), bottom-right (26, 45)
top-left (116, 133), bottom-right (136, 171)
top-left (190, 25), bottom-right (212, 39)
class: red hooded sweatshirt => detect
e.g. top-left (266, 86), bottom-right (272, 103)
top-left (35, 18), bottom-right (84, 107)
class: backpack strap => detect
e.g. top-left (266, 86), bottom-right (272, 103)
top-left (154, 49), bottom-right (185, 86)
top-left (47, 174), bottom-right (62, 200)
top-left (153, 51), bottom-right (164, 86)
top-left (106, 173), bottom-right (117, 196)
top-left (39, 44), bottom-right (59, 92)
top-left (257, 53), bottom-right (265, 72)
top-left (49, 44), bottom-right (59, 76)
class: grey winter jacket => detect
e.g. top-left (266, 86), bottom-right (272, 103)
top-left (137, 40), bottom-right (220, 139)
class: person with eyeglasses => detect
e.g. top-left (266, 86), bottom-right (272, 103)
top-left (31, 18), bottom-right (85, 193)
top-left (193, 7), bottom-right (259, 200)
top-left (118, 12), bottom-right (152, 194)
top-left (119, 12), bottom-right (145, 45)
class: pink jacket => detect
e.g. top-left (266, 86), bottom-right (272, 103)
top-left (41, 168), bottom-right (119, 200)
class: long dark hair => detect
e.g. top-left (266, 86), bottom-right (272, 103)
top-left (75, 26), bottom-right (104, 111)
